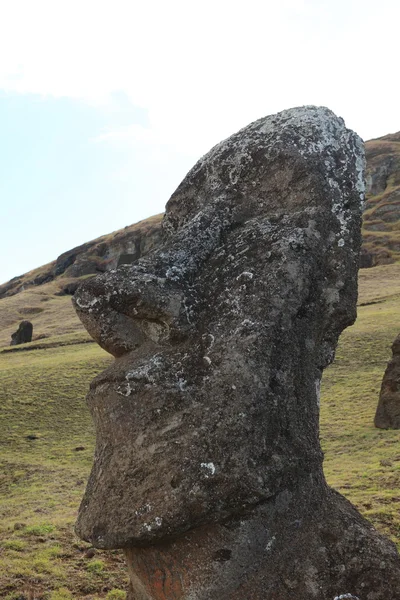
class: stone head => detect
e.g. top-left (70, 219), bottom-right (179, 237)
top-left (73, 106), bottom-right (364, 549)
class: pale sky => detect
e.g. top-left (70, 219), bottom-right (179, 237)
top-left (1, 0), bottom-right (399, 284)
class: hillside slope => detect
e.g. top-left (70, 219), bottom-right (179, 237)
top-left (0, 281), bottom-right (86, 348)
top-left (0, 214), bottom-right (163, 348)
top-left (0, 214), bottom-right (163, 299)
top-left (362, 133), bottom-right (400, 265)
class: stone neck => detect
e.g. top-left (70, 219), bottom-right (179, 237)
top-left (124, 470), bottom-right (327, 600)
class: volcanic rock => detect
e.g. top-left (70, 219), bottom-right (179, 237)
top-left (117, 253), bottom-right (137, 267)
top-left (10, 320), bottom-right (33, 345)
top-left (73, 106), bottom-right (400, 598)
top-left (0, 214), bottom-right (163, 299)
top-left (362, 132), bottom-right (400, 266)
top-left (375, 333), bottom-right (400, 428)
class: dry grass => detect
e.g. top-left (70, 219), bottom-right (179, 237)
top-left (321, 263), bottom-right (400, 549)
top-left (0, 281), bottom-right (87, 349)
top-left (0, 342), bottom-right (129, 599)
top-left (358, 262), bottom-right (400, 304)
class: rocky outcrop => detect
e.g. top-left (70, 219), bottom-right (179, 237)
top-left (363, 133), bottom-right (400, 265)
top-left (59, 215), bottom-right (162, 278)
top-left (375, 334), bottom-right (400, 429)
top-left (0, 214), bottom-right (163, 299)
top-left (10, 321), bottom-right (33, 345)
top-left (73, 106), bottom-right (400, 598)
top-left (117, 254), bottom-right (136, 267)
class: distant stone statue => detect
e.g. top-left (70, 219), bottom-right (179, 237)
top-left (10, 320), bottom-right (33, 345)
top-left (73, 107), bottom-right (400, 598)
top-left (375, 333), bottom-right (400, 428)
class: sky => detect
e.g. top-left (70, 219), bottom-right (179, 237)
top-left (1, 0), bottom-right (399, 284)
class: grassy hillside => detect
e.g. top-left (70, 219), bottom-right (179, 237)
top-left (0, 264), bottom-right (400, 598)
top-left (0, 215), bottom-right (164, 349)
top-left (321, 264), bottom-right (400, 543)
top-left (363, 133), bottom-right (400, 265)
top-left (0, 279), bottom-right (88, 349)
top-left (0, 342), bottom-right (128, 600)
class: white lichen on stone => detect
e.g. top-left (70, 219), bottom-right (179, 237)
top-left (141, 516), bottom-right (163, 532)
top-left (177, 377), bottom-right (187, 391)
top-left (134, 503), bottom-right (152, 517)
top-left (315, 378), bottom-right (321, 408)
top-left (200, 462), bottom-right (216, 477)
top-left (331, 199), bottom-right (350, 239)
top-left (73, 294), bottom-right (101, 310)
top-left (117, 355), bottom-right (163, 396)
top-left (236, 271), bottom-right (254, 281)
top-left (265, 535), bottom-right (276, 551)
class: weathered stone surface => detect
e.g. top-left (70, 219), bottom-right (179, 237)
top-left (74, 106), bottom-right (400, 598)
top-left (117, 253), bottom-right (137, 267)
top-left (10, 320), bottom-right (33, 345)
top-left (375, 333), bottom-right (400, 428)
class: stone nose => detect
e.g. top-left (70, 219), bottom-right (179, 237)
top-left (73, 267), bottom-right (183, 357)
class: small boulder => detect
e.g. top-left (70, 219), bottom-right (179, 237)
top-left (375, 334), bottom-right (400, 428)
top-left (10, 321), bottom-right (33, 345)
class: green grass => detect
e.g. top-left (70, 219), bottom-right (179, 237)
top-left (1, 262), bottom-right (400, 596)
top-left (0, 341), bottom-right (129, 599)
top-left (321, 268), bottom-right (400, 549)
top-left (0, 281), bottom-right (87, 349)
top-left (0, 331), bottom-right (94, 354)
top-left (105, 591), bottom-right (126, 600)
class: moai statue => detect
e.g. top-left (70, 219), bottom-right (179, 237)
top-left (375, 333), bottom-right (400, 429)
top-left (73, 107), bottom-right (400, 599)
top-left (10, 320), bottom-right (33, 345)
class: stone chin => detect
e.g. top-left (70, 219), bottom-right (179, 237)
top-left (75, 357), bottom-right (324, 549)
